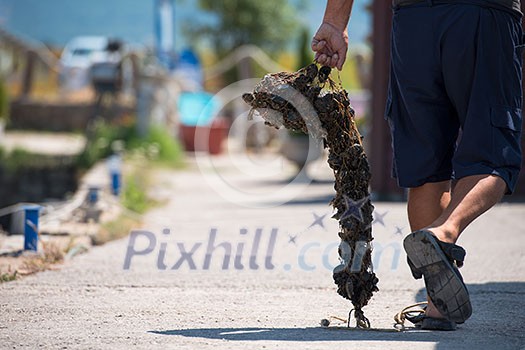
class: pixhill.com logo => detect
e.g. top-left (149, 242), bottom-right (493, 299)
top-left (123, 211), bottom-right (404, 272)
top-left (123, 227), bottom-right (279, 271)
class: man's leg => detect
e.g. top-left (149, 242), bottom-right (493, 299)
top-left (427, 174), bottom-right (506, 244)
top-left (407, 180), bottom-right (451, 232)
top-left (407, 181), bottom-right (451, 319)
top-left (409, 174), bottom-right (506, 319)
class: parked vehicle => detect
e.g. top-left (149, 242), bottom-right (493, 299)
top-left (59, 36), bottom-right (123, 91)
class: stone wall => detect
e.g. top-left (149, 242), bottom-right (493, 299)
top-left (0, 161), bottom-right (79, 231)
top-left (9, 100), bottom-right (135, 131)
top-left (9, 101), bottom-right (94, 131)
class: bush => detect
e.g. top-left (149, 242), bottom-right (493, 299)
top-left (76, 121), bottom-right (184, 170)
top-left (0, 146), bottom-right (69, 172)
top-left (121, 175), bottom-right (152, 214)
top-left (75, 120), bottom-right (137, 170)
top-left (142, 126), bottom-right (184, 166)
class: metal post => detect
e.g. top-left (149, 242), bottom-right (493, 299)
top-left (154, 0), bottom-right (175, 70)
top-left (369, 1), bottom-right (404, 200)
top-left (87, 186), bottom-right (100, 204)
top-left (23, 205), bottom-right (41, 251)
top-left (111, 172), bottom-right (121, 196)
top-left (21, 50), bottom-right (36, 99)
top-left (107, 154), bottom-right (122, 196)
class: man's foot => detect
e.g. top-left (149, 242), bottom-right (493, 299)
top-left (404, 230), bottom-right (472, 323)
top-left (395, 302), bottom-right (457, 330)
top-left (426, 297), bottom-right (446, 318)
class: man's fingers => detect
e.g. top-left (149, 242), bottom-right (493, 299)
top-left (330, 54), bottom-right (339, 68)
top-left (317, 53), bottom-right (328, 65)
top-left (311, 39), bottom-right (326, 52)
top-left (311, 39), bottom-right (318, 51)
top-left (311, 35), bottom-right (346, 69)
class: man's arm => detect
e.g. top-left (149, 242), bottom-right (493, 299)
top-left (311, 0), bottom-right (354, 70)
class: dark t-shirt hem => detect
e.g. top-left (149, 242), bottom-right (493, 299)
top-left (392, 0), bottom-right (522, 18)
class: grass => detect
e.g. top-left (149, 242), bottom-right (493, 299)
top-left (0, 241), bottom-right (65, 284)
top-left (126, 125), bottom-right (185, 168)
top-left (0, 269), bottom-right (17, 283)
top-left (0, 207), bottom-right (143, 283)
top-left (91, 215), bottom-right (141, 246)
top-left (19, 241), bottom-right (64, 274)
top-left (121, 175), bottom-right (155, 214)
top-left (0, 234), bottom-right (72, 283)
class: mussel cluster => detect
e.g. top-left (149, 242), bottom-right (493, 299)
top-left (243, 64), bottom-right (379, 328)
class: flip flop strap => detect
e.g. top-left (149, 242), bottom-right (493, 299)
top-left (436, 240), bottom-right (466, 268)
top-left (406, 257), bottom-right (422, 279)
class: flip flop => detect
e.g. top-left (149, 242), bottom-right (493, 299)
top-left (403, 230), bottom-right (472, 323)
top-left (394, 303), bottom-right (457, 330)
top-left (403, 306), bottom-right (457, 331)
top-left (405, 313), bottom-right (457, 331)
top-left (420, 316), bottom-right (457, 331)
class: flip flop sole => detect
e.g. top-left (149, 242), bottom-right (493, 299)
top-left (403, 230), bottom-right (472, 323)
top-left (420, 316), bottom-right (457, 331)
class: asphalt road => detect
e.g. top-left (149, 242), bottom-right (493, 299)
top-left (1, 154), bottom-right (524, 350)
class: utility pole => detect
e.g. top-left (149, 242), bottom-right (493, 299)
top-left (369, 1), bottom-right (404, 200)
top-left (154, 0), bottom-right (176, 71)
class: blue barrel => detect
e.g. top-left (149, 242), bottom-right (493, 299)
top-left (23, 205), bottom-right (41, 251)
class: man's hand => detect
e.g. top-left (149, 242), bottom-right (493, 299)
top-left (312, 0), bottom-right (353, 71)
top-left (312, 22), bottom-right (348, 71)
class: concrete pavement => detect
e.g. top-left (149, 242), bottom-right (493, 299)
top-left (1, 151), bottom-right (524, 349)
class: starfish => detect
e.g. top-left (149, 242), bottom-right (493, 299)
top-left (340, 195), bottom-right (368, 223)
top-left (372, 210), bottom-right (388, 227)
top-left (394, 226), bottom-right (404, 235)
top-left (309, 212), bottom-right (327, 230)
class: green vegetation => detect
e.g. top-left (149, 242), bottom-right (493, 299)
top-left (76, 121), bottom-right (185, 170)
top-left (297, 26), bottom-right (313, 70)
top-left (92, 215), bottom-right (141, 246)
top-left (127, 125), bottom-right (185, 167)
top-left (0, 147), bottom-right (72, 172)
top-left (75, 121), bottom-right (135, 170)
top-left (0, 78), bottom-right (9, 121)
top-left (0, 241), bottom-right (65, 284)
top-left (121, 174), bottom-right (157, 214)
top-left (19, 241), bottom-right (64, 274)
top-left (77, 121), bottom-right (182, 215)
top-left (188, 0), bottom-right (305, 57)
top-left (76, 121), bottom-right (182, 213)
top-left (0, 270), bottom-right (17, 283)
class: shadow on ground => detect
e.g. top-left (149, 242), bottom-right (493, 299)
top-left (150, 326), bottom-right (435, 341)
top-left (149, 282), bottom-right (525, 349)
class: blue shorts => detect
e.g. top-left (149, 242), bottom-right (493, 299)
top-left (386, 2), bottom-right (523, 193)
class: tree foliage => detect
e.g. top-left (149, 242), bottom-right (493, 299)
top-left (188, 0), bottom-right (303, 57)
top-left (296, 26), bottom-right (313, 70)
top-left (0, 78), bottom-right (9, 121)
